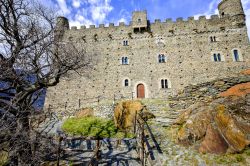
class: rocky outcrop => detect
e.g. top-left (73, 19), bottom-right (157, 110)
top-left (176, 96), bottom-right (250, 154)
top-left (169, 73), bottom-right (250, 110)
top-left (173, 70), bottom-right (250, 154)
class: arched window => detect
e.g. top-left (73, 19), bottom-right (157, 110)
top-left (161, 79), bottom-right (169, 89)
top-left (122, 57), bottom-right (129, 65)
top-left (158, 54), bottom-right (166, 63)
top-left (210, 36), bottom-right (213, 42)
top-left (124, 57), bottom-right (128, 64)
top-left (210, 36), bottom-right (216, 42)
top-left (123, 40), bottom-right (128, 46)
top-left (217, 53), bottom-right (221, 61)
top-left (233, 50), bottom-right (240, 62)
top-left (124, 79), bottom-right (129, 87)
top-left (213, 53), bottom-right (222, 62)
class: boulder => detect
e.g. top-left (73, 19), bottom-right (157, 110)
top-left (177, 108), bottom-right (213, 145)
top-left (215, 105), bottom-right (250, 153)
top-left (114, 100), bottom-right (154, 131)
top-left (199, 125), bottom-right (228, 154)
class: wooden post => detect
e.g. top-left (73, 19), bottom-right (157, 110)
top-left (57, 137), bottom-right (62, 166)
top-left (96, 139), bottom-right (101, 160)
top-left (134, 113), bottom-right (137, 134)
top-left (141, 123), bottom-right (145, 166)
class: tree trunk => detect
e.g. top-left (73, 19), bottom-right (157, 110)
top-left (16, 110), bottom-right (33, 165)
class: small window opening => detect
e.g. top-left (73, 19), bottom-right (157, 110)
top-left (233, 50), bottom-right (240, 62)
top-left (122, 57), bottom-right (129, 65)
top-left (213, 53), bottom-right (222, 62)
top-left (161, 79), bottom-right (169, 89)
top-left (210, 36), bottom-right (216, 42)
top-left (138, 18), bottom-right (141, 23)
top-left (158, 54), bottom-right (166, 63)
top-left (124, 79), bottom-right (129, 87)
top-left (123, 40), bottom-right (128, 46)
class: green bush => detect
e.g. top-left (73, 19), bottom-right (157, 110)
top-left (62, 117), bottom-right (135, 138)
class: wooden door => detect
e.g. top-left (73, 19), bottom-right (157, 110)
top-left (137, 84), bottom-right (145, 98)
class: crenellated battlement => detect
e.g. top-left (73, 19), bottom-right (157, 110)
top-left (65, 14), bottom-right (231, 31)
top-left (56, 0), bottom-right (246, 37)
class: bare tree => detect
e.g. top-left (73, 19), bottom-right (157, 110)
top-left (0, 0), bottom-right (94, 165)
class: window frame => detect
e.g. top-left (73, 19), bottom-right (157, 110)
top-left (160, 79), bottom-right (170, 89)
top-left (231, 49), bottom-right (243, 62)
top-left (158, 54), bottom-right (166, 63)
top-left (212, 52), bottom-right (224, 62)
top-left (121, 57), bottom-right (129, 65)
top-left (124, 79), bottom-right (129, 87)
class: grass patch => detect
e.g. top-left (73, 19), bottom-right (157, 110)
top-left (62, 117), bottom-right (134, 138)
top-left (0, 151), bottom-right (8, 166)
top-left (214, 154), bottom-right (246, 164)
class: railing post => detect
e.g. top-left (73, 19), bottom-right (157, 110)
top-left (57, 137), bottom-right (62, 166)
top-left (134, 113), bottom-right (137, 134)
top-left (141, 123), bottom-right (145, 166)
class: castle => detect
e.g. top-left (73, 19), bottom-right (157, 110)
top-left (44, 0), bottom-right (250, 112)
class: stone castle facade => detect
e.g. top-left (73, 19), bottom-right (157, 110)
top-left (44, 0), bottom-right (250, 112)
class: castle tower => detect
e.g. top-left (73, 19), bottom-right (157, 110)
top-left (132, 11), bottom-right (148, 33)
top-left (218, 0), bottom-right (245, 27)
top-left (218, 0), bottom-right (245, 17)
top-left (55, 17), bottom-right (69, 42)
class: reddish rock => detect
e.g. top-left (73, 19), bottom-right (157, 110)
top-left (177, 108), bottom-right (213, 145)
top-left (199, 125), bottom-right (228, 154)
top-left (215, 105), bottom-right (250, 153)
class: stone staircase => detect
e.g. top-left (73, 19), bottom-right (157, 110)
top-left (143, 99), bottom-right (180, 127)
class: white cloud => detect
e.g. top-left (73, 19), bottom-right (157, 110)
top-left (242, 0), bottom-right (250, 37)
top-left (56, 0), bottom-right (70, 15)
top-left (90, 0), bottom-right (113, 23)
top-left (194, 0), bottom-right (219, 19)
top-left (72, 0), bottom-right (81, 8)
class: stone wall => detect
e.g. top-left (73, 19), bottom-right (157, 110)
top-left (44, 0), bottom-right (250, 113)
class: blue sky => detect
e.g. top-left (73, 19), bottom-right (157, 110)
top-left (50, 0), bottom-right (250, 36)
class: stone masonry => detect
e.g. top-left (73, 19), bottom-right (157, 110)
top-left (44, 0), bottom-right (250, 113)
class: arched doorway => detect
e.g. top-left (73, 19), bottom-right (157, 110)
top-left (137, 84), bottom-right (145, 98)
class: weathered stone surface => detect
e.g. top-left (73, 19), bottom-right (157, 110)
top-left (199, 125), bottom-right (228, 154)
top-left (177, 108), bottom-right (213, 145)
top-left (114, 100), bottom-right (154, 131)
top-left (215, 105), bottom-right (250, 153)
